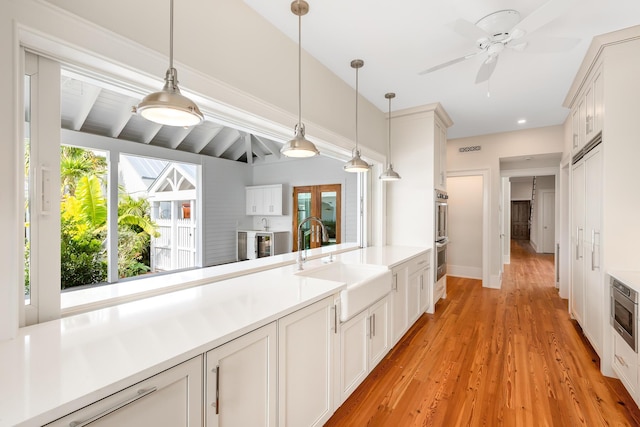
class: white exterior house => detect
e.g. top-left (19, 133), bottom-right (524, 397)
top-left (147, 163), bottom-right (198, 272)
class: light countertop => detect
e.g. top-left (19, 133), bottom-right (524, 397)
top-left (609, 271), bottom-right (640, 293)
top-left (0, 245), bottom-right (429, 426)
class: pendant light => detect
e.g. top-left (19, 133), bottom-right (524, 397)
top-left (280, 0), bottom-right (320, 158)
top-left (379, 92), bottom-right (401, 181)
top-left (344, 59), bottom-right (370, 173)
top-left (134, 0), bottom-right (204, 127)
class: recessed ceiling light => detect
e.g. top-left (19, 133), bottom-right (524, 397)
top-left (517, 119), bottom-right (527, 124)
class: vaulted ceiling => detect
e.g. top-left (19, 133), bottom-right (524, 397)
top-left (60, 72), bottom-right (283, 164)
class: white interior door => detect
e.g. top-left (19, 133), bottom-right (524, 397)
top-left (542, 191), bottom-right (556, 254)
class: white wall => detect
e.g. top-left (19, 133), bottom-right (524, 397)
top-left (202, 157), bottom-right (252, 266)
top-left (250, 156), bottom-right (358, 251)
top-left (448, 126), bottom-right (565, 287)
top-left (510, 180), bottom-right (533, 200)
top-left (447, 175), bottom-right (483, 279)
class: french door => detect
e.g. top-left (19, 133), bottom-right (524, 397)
top-left (293, 184), bottom-right (341, 250)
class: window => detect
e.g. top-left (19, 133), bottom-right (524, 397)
top-left (293, 184), bottom-right (342, 249)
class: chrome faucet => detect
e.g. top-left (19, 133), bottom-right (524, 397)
top-left (297, 216), bottom-right (329, 270)
top-left (261, 217), bottom-right (268, 231)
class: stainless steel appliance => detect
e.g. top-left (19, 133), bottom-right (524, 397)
top-left (611, 277), bottom-right (638, 352)
top-left (435, 190), bottom-right (448, 281)
top-left (237, 231), bottom-right (247, 261)
top-left (436, 241), bottom-right (447, 281)
top-left (256, 233), bottom-right (272, 258)
top-left (435, 190), bottom-right (448, 243)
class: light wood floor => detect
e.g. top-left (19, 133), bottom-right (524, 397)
top-left (325, 240), bottom-right (640, 426)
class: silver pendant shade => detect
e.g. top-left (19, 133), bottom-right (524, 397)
top-left (134, 0), bottom-right (204, 127)
top-left (379, 92), bottom-right (401, 181)
top-left (281, 0), bottom-right (320, 158)
top-left (344, 59), bottom-right (370, 173)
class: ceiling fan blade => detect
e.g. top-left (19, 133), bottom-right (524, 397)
top-left (475, 56), bottom-right (499, 84)
top-left (448, 19), bottom-right (489, 41)
top-left (513, 0), bottom-right (577, 37)
top-left (515, 36), bottom-right (580, 53)
top-left (418, 52), bottom-right (480, 75)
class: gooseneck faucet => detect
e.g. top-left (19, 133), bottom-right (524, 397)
top-left (297, 216), bottom-right (329, 270)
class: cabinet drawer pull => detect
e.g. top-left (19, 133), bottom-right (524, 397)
top-left (372, 313), bottom-right (376, 337)
top-left (214, 365), bottom-right (220, 414)
top-left (69, 387), bottom-right (157, 427)
top-left (615, 355), bottom-right (628, 368)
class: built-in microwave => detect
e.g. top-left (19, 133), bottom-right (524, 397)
top-left (611, 277), bottom-right (638, 352)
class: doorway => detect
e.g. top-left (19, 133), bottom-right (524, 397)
top-left (293, 184), bottom-right (341, 250)
top-left (511, 201), bottom-right (530, 240)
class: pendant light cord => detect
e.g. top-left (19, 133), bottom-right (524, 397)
top-left (387, 95), bottom-right (391, 163)
top-left (169, 0), bottom-right (174, 70)
top-left (297, 0), bottom-right (302, 126)
top-left (355, 66), bottom-right (359, 152)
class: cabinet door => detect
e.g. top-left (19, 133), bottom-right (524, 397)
top-left (571, 161), bottom-right (585, 324)
top-left (571, 106), bottom-right (580, 153)
top-left (584, 83), bottom-right (595, 142)
top-left (47, 356), bottom-right (203, 427)
top-left (407, 269), bottom-right (421, 325)
top-left (578, 98), bottom-right (586, 151)
top-left (434, 120), bottom-right (447, 190)
top-left (391, 266), bottom-right (408, 344)
top-left (368, 295), bottom-right (390, 368)
top-left (612, 331), bottom-right (638, 397)
top-left (338, 309), bottom-right (369, 404)
top-left (593, 66), bottom-right (604, 135)
top-left (279, 297), bottom-right (335, 427)
top-left (420, 266), bottom-right (431, 314)
top-left (205, 323), bottom-right (277, 427)
top-left (583, 147), bottom-right (603, 355)
top-left (265, 185), bottom-right (283, 215)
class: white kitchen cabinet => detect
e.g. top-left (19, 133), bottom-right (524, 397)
top-left (571, 62), bottom-right (604, 156)
top-left (246, 184), bottom-right (283, 216)
top-left (408, 269), bottom-right (422, 326)
top-left (46, 356), bottom-right (203, 427)
top-left (390, 263), bottom-right (409, 345)
top-left (278, 296), bottom-right (336, 427)
top-left (570, 160), bottom-right (585, 325)
top-left (205, 322), bottom-right (277, 427)
top-left (434, 118), bottom-right (448, 190)
top-left (570, 143), bottom-right (603, 356)
top-left (583, 146), bottom-right (603, 355)
top-left (409, 255), bottom-right (431, 323)
top-left (612, 329), bottom-right (639, 404)
top-left (419, 263), bottom-right (432, 314)
top-left (337, 295), bottom-right (390, 405)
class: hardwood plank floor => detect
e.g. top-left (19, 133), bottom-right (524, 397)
top-left (325, 240), bottom-right (640, 426)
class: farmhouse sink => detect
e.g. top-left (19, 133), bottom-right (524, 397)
top-left (296, 262), bottom-right (392, 322)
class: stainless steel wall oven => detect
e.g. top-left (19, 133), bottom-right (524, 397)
top-left (435, 190), bottom-right (448, 282)
top-left (611, 277), bottom-right (638, 352)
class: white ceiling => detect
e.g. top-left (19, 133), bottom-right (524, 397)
top-left (244, 0), bottom-right (640, 139)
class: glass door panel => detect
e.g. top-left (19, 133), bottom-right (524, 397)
top-left (293, 185), bottom-right (341, 250)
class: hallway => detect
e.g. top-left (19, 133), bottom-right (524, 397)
top-left (325, 241), bottom-right (640, 426)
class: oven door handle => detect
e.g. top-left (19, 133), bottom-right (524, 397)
top-left (436, 240), bottom-right (448, 248)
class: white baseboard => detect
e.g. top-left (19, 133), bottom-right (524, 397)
top-left (447, 265), bottom-right (482, 280)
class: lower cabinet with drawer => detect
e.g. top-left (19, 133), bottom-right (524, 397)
top-left (612, 328), bottom-right (640, 406)
top-left (46, 356), bottom-right (203, 427)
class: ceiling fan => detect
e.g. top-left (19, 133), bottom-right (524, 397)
top-left (419, 0), bottom-right (578, 84)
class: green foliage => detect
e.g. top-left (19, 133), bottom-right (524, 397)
top-left (60, 216), bottom-right (107, 288)
top-left (57, 146), bottom-right (159, 288)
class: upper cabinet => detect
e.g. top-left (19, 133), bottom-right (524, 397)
top-left (571, 63), bottom-right (604, 156)
top-left (434, 118), bottom-right (448, 190)
top-left (246, 184), bottom-right (283, 216)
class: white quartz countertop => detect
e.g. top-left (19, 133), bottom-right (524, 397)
top-left (609, 271), bottom-right (640, 293)
top-left (0, 245), bottom-right (429, 426)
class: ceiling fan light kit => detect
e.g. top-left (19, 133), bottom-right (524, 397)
top-left (344, 59), bottom-right (371, 173)
top-left (419, 0), bottom-right (578, 85)
top-left (380, 92), bottom-right (401, 181)
top-left (281, 0), bottom-right (320, 158)
top-left (135, 0), bottom-right (203, 127)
